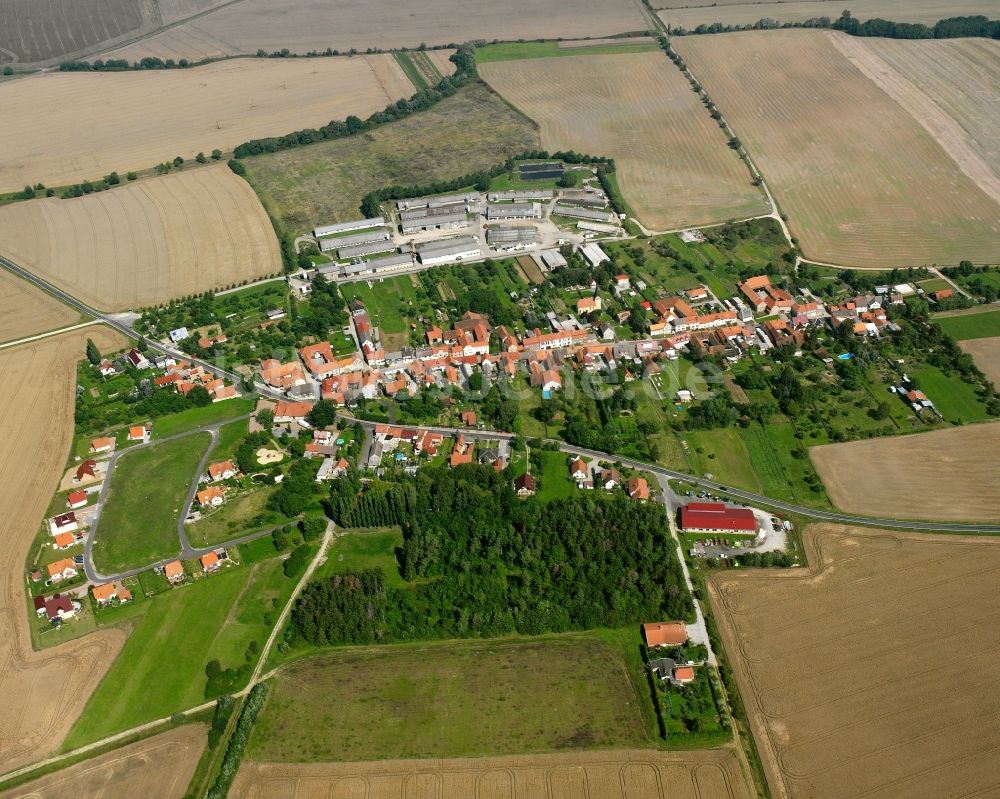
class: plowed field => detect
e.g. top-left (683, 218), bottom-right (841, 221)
top-left (0, 55), bottom-right (413, 191)
top-left (674, 30), bottom-right (1000, 266)
top-left (0, 271), bottom-right (81, 344)
top-left (0, 165), bottom-right (281, 311)
top-left (0, 725), bottom-right (206, 799)
top-left (481, 52), bottom-right (768, 230)
top-left (811, 422), bottom-right (1000, 522)
top-left (231, 748), bottom-right (753, 798)
top-left (710, 524), bottom-right (1000, 799)
top-left (0, 328), bottom-right (127, 773)
top-left (101, 0), bottom-right (650, 62)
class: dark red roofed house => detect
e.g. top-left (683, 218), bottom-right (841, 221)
top-left (514, 473), bottom-right (536, 497)
top-left (74, 459), bottom-right (98, 483)
top-left (680, 502), bottom-right (757, 534)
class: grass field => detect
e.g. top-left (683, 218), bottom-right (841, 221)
top-left (0, 328), bottom-right (128, 774)
top-left (534, 450), bottom-right (577, 501)
top-left (658, 0), bottom-right (1000, 29)
top-left (936, 308), bottom-right (1000, 341)
top-left (682, 428), bottom-right (761, 492)
top-left (242, 83), bottom-right (539, 235)
top-left (476, 40), bottom-right (659, 62)
top-left (674, 30), bottom-right (1000, 266)
top-left (811, 422), bottom-right (1000, 522)
top-left (91, 433), bottom-right (211, 573)
top-left (710, 524), bottom-right (1000, 799)
top-left (912, 364), bottom-right (990, 424)
top-left (101, 0), bottom-right (648, 63)
top-left (481, 51), bottom-right (768, 230)
top-left (186, 485), bottom-right (283, 548)
top-left (232, 747), bottom-right (753, 798)
top-left (316, 528), bottom-right (407, 589)
top-left (66, 557), bottom-right (296, 746)
top-left (248, 636), bottom-right (649, 762)
top-left (212, 417), bottom-right (250, 461)
top-left (0, 166), bottom-right (281, 312)
top-left (153, 397), bottom-right (254, 439)
top-left (0, 56), bottom-right (413, 191)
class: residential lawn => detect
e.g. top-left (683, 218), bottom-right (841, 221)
top-left (912, 365), bottom-right (990, 424)
top-left (152, 398), bottom-right (254, 439)
top-left (91, 433), bottom-right (212, 573)
top-left (534, 450), bottom-right (577, 501)
top-left (475, 40), bottom-right (658, 63)
top-left (64, 558), bottom-right (297, 747)
top-left (186, 485), bottom-right (286, 548)
top-left (339, 276), bottom-right (415, 334)
top-left (247, 635), bottom-right (650, 762)
top-left (935, 309), bottom-right (1000, 341)
top-left (316, 528), bottom-right (408, 590)
top-left (916, 277), bottom-right (952, 292)
top-left (681, 428), bottom-right (761, 493)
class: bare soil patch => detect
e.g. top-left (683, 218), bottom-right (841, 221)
top-left (0, 56), bottom-right (413, 192)
top-left (558, 36), bottom-right (656, 48)
top-left (231, 748), bottom-right (753, 798)
top-left (811, 422), bottom-right (1000, 522)
top-left (674, 30), bottom-right (1000, 266)
top-left (710, 524), bottom-right (1000, 799)
top-left (425, 48), bottom-right (458, 75)
top-left (0, 724), bottom-right (206, 799)
top-left (102, 0), bottom-right (649, 62)
top-left (0, 327), bottom-right (127, 773)
top-left (481, 52), bottom-right (768, 230)
top-left (0, 271), bottom-right (80, 344)
top-left (0, 165), bottom-right (281, 312)
top-left (961, 337), bottom-right (1000, 386)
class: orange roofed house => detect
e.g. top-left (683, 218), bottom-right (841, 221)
top-left (207, 460), bottom-right (237, 481)
top-left (627, 476), bottom-right (649, 501)
top-left (643, 621), bottom-right (688, 648)
top-left (274, 400), bottom-right (312, 424)
top-left (201, 551), bottom-right (221, 573)
top-left (164, 560), bottom-right (184, 584)
top-left (90, 437), bottom-right (114, 454)
top-left (197, 487), bottom-right (226, 507)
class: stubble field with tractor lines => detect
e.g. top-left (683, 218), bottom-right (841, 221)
top-left (0, 164), bottom-right (281, 311)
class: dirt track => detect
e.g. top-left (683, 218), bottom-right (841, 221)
top-left (231, 748), bottom-right (754, 798)
top-left (710, 524), bottom-right (1000, 799)
top-left (481, 52), bottom-right (768, 230)
top-left (0, 55), bottom-right (413, 192)
top-left (0, 328), bottom-right (128, 773)
top-left (0, 165), bottom-right (281, 311)
top-left (0, 271), bottom-right (80, 344)
top-left (0, 724), bottom-right (205, 799)
top-left (810, 422), bottom-right (1000, 522)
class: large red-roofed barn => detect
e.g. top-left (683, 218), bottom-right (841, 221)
top-left (680, 502), bottom-right (757, 534)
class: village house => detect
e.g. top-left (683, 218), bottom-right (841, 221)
top-left (514, 473), bottom-right (536, 497)
top-left (201, 551), bottom-right (221, 573)
top-left (92, 582), bottom-right (132, 605)
top-left (273, 400), bottom-right (312, 425)
top-left (598, 467), bottom-right (620, 490)
top-left (35, 594), bottom-right (79, 623)
top-left (198, 333), bottom-right (227, 349)
top-left (46, 558), bottom-right (78, 583)
top-left (66, 492), bottom-right (88, 512)
top-left (53, 532), bottom-right (76, 550)
top-left (49, 512), bottom-right (78, 536)
top-left (569, 458), bottom-right (588, 482)
top-left (450, 434), bottom-right (474, 467)
top-left (125, 348), bottom-right (149, 370)
top-left (164, 560), bottom-right (184, 584)
top-left (627, 477), bottom-right (650, 501)
top-left (74, 459), bottom-right (99, 484)
top-left (207, 460), bottom-right (237, 481)
top-left (197, 487), bottom-right (226, 507)
top-left (260, 359), bottom-right (307, 391)
top-left (90, 436), bottom-right (114, 454)
top-left (127, 424), bottom-right (148, 442)
top-left (300, 341), bottom-right (362, 380)
top-left (739, 275), bottom-right (794, 315)
top-left (643, 620), bottom-right (689, 648)
top-left (650, 657), bottom-right (695, 685)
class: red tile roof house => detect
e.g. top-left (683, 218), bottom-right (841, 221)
top-left (627, 477), bottom-right (650, 501)
top-left (92, 582), bottom-right (131, 605)
top-left (514, 473), bottom-right (536, 496)
top-left (66, 490), bottom-right (88, 510)
top-left (48, 512), bottom-right (78, 536)
top-left (36, 594), bottom-right (79, 623)
top-left (164, 560), bottom-right (184, 584)
top-left (598, 467), bottom-right (620, 490)
top-left (207, 460), bottom-right (237, 481)
top-left (201, 551), bottom-right (221, 573)
top-left (89, 436), bottom-right (114, 454)
top-left (680, 502), bottom-right (758, 534)
top-left (74, 459), bottom-right (98, 484)
top-left (643, 621), bottom-right (688, 648)
top-left (46, 558), bottom-right (78, 583)
top-left (274, 400), bottom-right (313, 424)
top-left (127, 425), bottom-right (148, 442)
top-left (197, 487), bottom-right (226, 507)
top-left (53, 532), bottom-right (76, 550)
top-left (569, 458), bottom-right (588, 482)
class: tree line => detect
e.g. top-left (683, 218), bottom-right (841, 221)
top-left (672, 12), bottom-right (999, 40)
top-left (293, 465), bottom-right (692, 645)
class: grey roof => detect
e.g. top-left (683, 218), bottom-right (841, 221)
top-left (488, 189), bottom-right (554, 201)
top-left (396, 191), bottom-right (480, 211)
top-left (553, 203), bottom-right (616, 223)
top-left (400, 205), bottom-right (470, 221)
top-left (400, 212), bottom-right (470, 233)
top-left (416, 236), bottom-right (481, 260)
top-left (318, 228), bottom-right (389, 252)
top-left (540, 249), bottom-right (567, 268)
top-left (488, 226), bottom-right (538, 244)
top-left (486, 202), bottom-right (541, 219)
top-left (649, 657), bottom-right (676, 680)
top-left (314, 217), bottom-right (385, 237)
top-left (337, 240), bottom-right (396, 259)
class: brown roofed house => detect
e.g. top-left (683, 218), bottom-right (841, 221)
top-left (514, 473), bottom-right (536, 497)
top-left (74, 459), bottom-right (98, 483)
top-left (627, 477), bottom-right (649, 501)
top-left (643, 621), bottom-right (688, 648)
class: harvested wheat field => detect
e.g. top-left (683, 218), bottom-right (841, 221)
top-left (832, 35), bottom-right (1000, 204)
top-left (658, 0), bottom-right (1000, 30)
top-left (481, 52), bottom-right (768, 230)
top-left (0, 165), bottom-right (281, 311)
top-left (674, 30), bottom-right (1000, 266)
top-left (811, 422), bottom-right (1000, 522)
top-left (0, 56), bottom-right (413, 191)
top-left (231, 748), bottom-right (753, 799)
top-left (711, 524), bottom-right (1000, 799)
top-left (961, 337), bottom-right (1000, 385)
top-left (0, 724), bottom-right (206, 799)
top-left (0, 271), bottom-right (81, 344)
top-left (102, 0), bottom-right (650, 63)
top-left (0, 328), bottom-right (127, 773)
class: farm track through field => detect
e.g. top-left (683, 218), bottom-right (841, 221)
top-left (674, 29), bottom-right (1000, 267)
top-left (710, 525), bottom-right (1000, 799)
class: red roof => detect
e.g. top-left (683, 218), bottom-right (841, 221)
top-left (680, 502), bottom-right (756, 532)
top-left (643, 621), bottom-right (688, 647)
